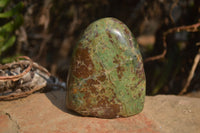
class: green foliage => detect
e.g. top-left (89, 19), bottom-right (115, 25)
top-left (151, 44), bottom-right (182, 95)
top-left (0, 0), bottom-right (23, 63)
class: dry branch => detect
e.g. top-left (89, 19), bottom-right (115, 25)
top-left (144, 22), bottom-right (200, 62)
top-left (179, 48), bottom-right (200, 95)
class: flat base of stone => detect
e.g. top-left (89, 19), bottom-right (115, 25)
top-left (0, 90), bottom-right (200, 133)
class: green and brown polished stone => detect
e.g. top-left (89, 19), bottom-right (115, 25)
top-left (66, 17), bottom-right (146, 118)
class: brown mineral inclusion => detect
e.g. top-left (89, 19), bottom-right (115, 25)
top-left (66, 17), bottom-right (146, 118)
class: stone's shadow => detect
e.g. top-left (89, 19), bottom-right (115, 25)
top-left (45, 90), bottom-right (82, 117)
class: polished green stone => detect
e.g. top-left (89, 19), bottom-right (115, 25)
top-left (66, 17), bottom-right (146, 118)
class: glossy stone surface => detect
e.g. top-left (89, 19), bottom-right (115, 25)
top-left (66, 17), bottom-right (146, 118)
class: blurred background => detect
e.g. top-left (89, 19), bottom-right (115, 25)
top-left (0, 0), bottom-right (199, 95)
